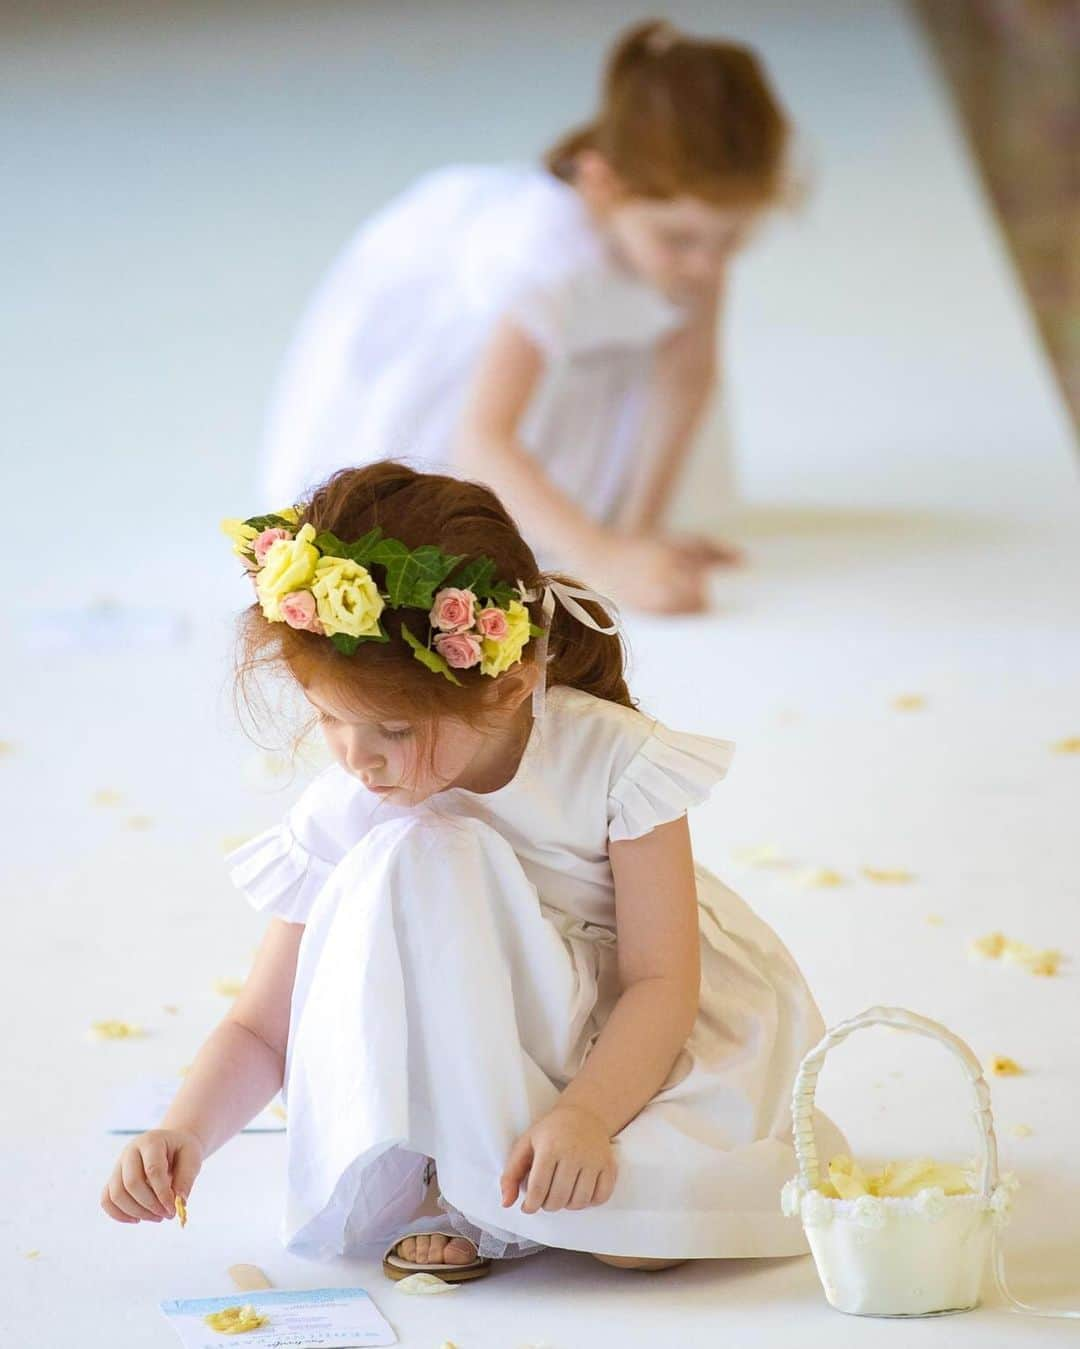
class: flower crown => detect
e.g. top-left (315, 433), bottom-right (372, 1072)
top-left (221, 508), bottom-right (545, 687)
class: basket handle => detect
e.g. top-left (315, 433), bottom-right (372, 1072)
top-left (792, 1005), bottom-right (999, 1200)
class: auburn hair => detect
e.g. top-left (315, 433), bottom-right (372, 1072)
top-left (233, 460), bottom-right (638, 779)
top-left (545, 18), bottom-right (793, 207)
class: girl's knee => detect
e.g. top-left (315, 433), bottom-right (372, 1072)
top-left (590, 1253), bottom-right (688, 1271)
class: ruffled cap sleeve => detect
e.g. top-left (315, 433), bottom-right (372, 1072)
top-left (607, 723), bottom-right (735, 843)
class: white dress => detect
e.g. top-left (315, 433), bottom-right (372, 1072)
top-left (258, 166), bottom-right (689, 567)
top-left (227, 685), bottom-right (846, 1263)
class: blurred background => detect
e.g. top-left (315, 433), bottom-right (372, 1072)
top-left (2, 3), bottom-right (1078, 1345)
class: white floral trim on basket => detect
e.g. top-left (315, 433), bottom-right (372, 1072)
top-left (780, 1172), bottom-right (1019, 1230)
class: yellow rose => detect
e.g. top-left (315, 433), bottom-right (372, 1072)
top-left (480, 599), bottom-right (531, 676)
top-left (256, 523), bottom-right (320, 621)
top-left (311, 556), bottom-right (385, 638)
top-left (221, 518), bottom-right (258, 557)
top-left (276, 506), bottom-right (301, 524)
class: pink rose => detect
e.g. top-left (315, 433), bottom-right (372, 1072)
top-left (279, 590), bottom-right (324, 633)
top-left (475, 606), bottom-right (509, 639)
top-left (254, 527), bottom-right (293, 565)
top-left (433, 632), bottom-right (482, 669)
top-left (430, 587), bottom-right (476, 633)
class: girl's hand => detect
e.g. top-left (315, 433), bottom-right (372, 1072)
top-left (590, 534), bottom-right (711, 614)
top-left (661, 531), bottom-right (743, 568)
top-left (500, 1104), bottom-right (617, 1214)
top-left (100, 1128), bottom-right (203, 1225)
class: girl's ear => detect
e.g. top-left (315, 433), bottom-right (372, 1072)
top-left (574, 149), bottom-right (627, 209)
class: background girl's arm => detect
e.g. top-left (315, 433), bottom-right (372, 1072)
top-left (455, 317), bottom-right (611, 574)
top-left (554, 815), bottom-right (701, 1136)
top-left (613, 280), bottom-right (723, 537)
top-left (159, 917), bottom-right (303, 1155)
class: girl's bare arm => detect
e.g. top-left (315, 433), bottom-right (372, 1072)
top-left (554, 815), bottom-right (701, 1136)
top-left (454, 318), bottom-right (612, 574)
top-left (613, 280), bottom-right (723, 536)
top-left (160, 917), bottom-right (303, 1156)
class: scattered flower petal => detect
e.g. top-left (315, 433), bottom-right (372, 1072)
top-left (394, 1272), bottom-right (460, 1295)
top-left (0, 740), bottom-right (16, 756)
top-left (221, 834), bottom-right (251, 852)
top-left (23, 1249), bottom-right (40, 1259)
top-left (270, 1103), bottom-right (288, 1121)
top-left (892, 694), bottom-right (926, 711)
top-left (125, 815), bottom-right (154, 831)
top-left (970, 930), bottom-right (1063, 976)
top-left (90, 1020), bottom-right (144, 1040)
top-left (990, 1056), bottom-right (1023, 1077)
top-left (861, 867), bottom-right (914, 884)
top-left (163, 1004), bottom-right (180, 1015)
top-left (214, 978), bottom-right (245, 998)
top-left (797, 866), bottom-right (845, 888)
top-left (1050, 737), bottom-right (1080, 754)
top-left (732, 843), bottom-right (785, 867)
top-left (91, 789), bottom-right (123, 807)
top-left (926, 914), bottom-right (945, 926)
top-left (1010, 1124), bottom-right (1034, 1138)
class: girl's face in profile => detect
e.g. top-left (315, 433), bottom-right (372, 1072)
top-left (607, 196), bottom-right (759, 301)
top-left (304, 682), bottom-right (484, 807)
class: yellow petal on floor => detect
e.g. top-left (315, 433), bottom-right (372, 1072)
top-left (969, 930), bottom-right (1007, 960)
top-left (90, 1020), bottom-right (144, 1040)
top-left (124, 815), bottom-right (154, 830)
top-left (892, 694), bottom-right (926, 710)
top-left (163, 1004), bottom-right (179, 1015)
top-left (394, 1273), bottom-right (460, 1295)
top-left (926, 914), bottom-right (945, 925)
top-left (731, 843), bottom-right (785, 867)
top-left (221, 834), bottom-right (252, 852)
top-left (202, 1304), bottom-right (268, 1333)
top-left (23, 1250), bottom-right (40, 1259)
top-left (179, 1063), bottom-right (192, 1076)
top-left (175, 1195), bottom-right (188, 1227)
top-left (214, 978), bottom-right (245, 997)
top-left (0, 740), bottom-right (16, 756)
top-left (797, 866), bottom-right (846, 888)
top-left (1050, 737), bottom-right (1080, 753)
top-left (990, 1056), bottom-right (1024, 1076)
top-left (861, 867), bottom-right (915, 883)
top-left (91, 788), bottom-right (123, 807)
top-left (270, 1104), bottom-right (287, 1121)
top-left (1010, 1124), bottom-right (1034, 1138)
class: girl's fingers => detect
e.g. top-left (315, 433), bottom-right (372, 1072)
top-left (107, 1176), bottom-right (162, 1222)
top-left (100, 1190), bottom-right (139, 1224)
top-left (171, 1139), bottom-right (202, 1205)
top-left (499, 1136), bottom-right (532, 1206)
top-left (521, 1153), bottom-right (556, 1214)
top-left (567, 1168), bottom-right (599, 1211)
top-left (141, 1141), bottom-right (176, 1215)
top-left (120, 1151), bottom-right (168, 1219)
top-left (542, 1159), bottom-right (579, 1212)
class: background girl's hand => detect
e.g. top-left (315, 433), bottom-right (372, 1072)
top-left (100, 1128), bottom-right (203, 1224)
top-left (500, 1103), bottom-right (617, 1214)
top-left (590, 534), bottom-right (711, 614)
top-left (661, 530), bottom-right (743, 568)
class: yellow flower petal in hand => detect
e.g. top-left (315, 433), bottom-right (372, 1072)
top-left (175, 1195), bottom-right (188, 1227)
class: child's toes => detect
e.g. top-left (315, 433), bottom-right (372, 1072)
top-left (443, 1237), bottom-right (478, 1264)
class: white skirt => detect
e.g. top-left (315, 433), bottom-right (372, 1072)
top-left (279, 810), bottom-right (846, 1262)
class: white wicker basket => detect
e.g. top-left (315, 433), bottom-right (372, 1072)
top-left (780, 1006), bottom-right (1016, 1318)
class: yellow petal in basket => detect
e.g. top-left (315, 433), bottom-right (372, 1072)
top-left (823, 1155), bottom-right (975, 1199)
top-left (202, 1304), bottom-right (268, 1334)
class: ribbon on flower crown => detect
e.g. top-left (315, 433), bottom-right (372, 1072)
top-left (516, 578), bottom-right (622, 721)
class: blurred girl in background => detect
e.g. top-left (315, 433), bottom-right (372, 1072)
top-left (260, 19), bottom-right (796, 613)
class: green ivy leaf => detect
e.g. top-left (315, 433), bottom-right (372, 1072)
top-left (314, 527), bottom-right (384, 563)
top-left (244, 513), bottom-right (299, 533)
top-left (446, 556), bottom-right (495, 598)
top-left (399, 621), bottom-right (463, 685)
top-left (370, 541), bottom-right (465, 608)
top-left (486, 580), bottom-right (517, 609)
top-left (528, 622), bottom-right (545, 637)
top-left (329, 632), bottom-right (360, 656)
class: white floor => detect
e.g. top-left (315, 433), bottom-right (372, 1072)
top-left (2, 1), bottom-right (1078, 1345)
